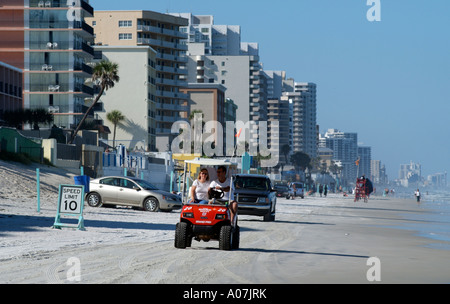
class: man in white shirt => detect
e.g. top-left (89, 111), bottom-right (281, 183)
top-left (209, 166), bottom-right (238, 226)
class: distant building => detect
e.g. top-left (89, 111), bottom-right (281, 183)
top-left (283, 82), bottom-right (317, 159)
top-left (357, 146), bottom-right (371, 178)
top-left (0, 61), bottom-right (23, 118)
top-left (93, 45), bottom-right (158, 151)
top-left (0, 0), bottom-right (95, 129)
top-left (427, 172), bottom-right (447, 188)
top-left (169, 13), bottom-right (242, 56)
top-left (268, 96), bottom-right (290, 163)
top-left (320, 129), bottom-right (358, 185)
top-left (87, 10), bottom-right (189, 152)
top-left (180, 83), bottom-right (226, 155)
top-left (398, 161), bottom-right (422, 187)
top-left (371, 160), bottom-right (388, 184)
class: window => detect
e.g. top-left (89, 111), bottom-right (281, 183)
top-left (119, 20), bottom-right (132, 27)
top-left (201, 28), bottom-right (209, 33)
top-left (92, 21), bottom-right (96, 26)
top-left (119, 33), bottom-right (132, 40)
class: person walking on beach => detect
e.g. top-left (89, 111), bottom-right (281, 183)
top-left (414, 188), bottom-right (421, 203)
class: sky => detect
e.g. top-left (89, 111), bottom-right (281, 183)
top-left (91, 0), bottom-right (450, 179)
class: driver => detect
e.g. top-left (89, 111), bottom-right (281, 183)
top-left (209, 166), bottom-right (238, 226)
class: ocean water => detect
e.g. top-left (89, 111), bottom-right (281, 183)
top-left (396, 189), bottom-right (450, 250)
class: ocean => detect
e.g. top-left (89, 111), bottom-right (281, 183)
top-left (396, 189), bottom-right (450, 250)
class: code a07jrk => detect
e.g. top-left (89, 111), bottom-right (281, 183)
top-left (227, 288), bottom-right (267, 300)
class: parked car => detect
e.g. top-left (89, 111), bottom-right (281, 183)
top-left (273, 184), bottom-right (293, 199)
top-left (290, 182), bottom-right (304, 199)
top-left (86, 176), bottom-right (182, 212)
top-left (234, 174), bottom-right (277, 221)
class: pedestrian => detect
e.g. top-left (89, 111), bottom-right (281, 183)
top-left (414, 189), bottom-right (421, 203)
top-left (323, 185), bottom-right (328, 197)
top-left (319, 184), bottom-right (323, 197)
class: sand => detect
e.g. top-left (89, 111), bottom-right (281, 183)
top-left (0, 159), bottom-right (449, 284)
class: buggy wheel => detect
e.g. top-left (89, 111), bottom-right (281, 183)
top-left (232, 225), bottom-right (240, 249)
top-left (175, 222), bottom-right (188, 249)
top-left (219, 225), bottom-right (232, 250)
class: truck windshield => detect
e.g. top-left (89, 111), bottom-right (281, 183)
top-left (234, 177), bottom-right (270, 191)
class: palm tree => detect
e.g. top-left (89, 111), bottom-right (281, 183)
top-left (290, 151), bottom-right (311, 171)
top-left (68, 60), bottom-right (119, 144)
top-left (106, 110), bottom-right (125, 149)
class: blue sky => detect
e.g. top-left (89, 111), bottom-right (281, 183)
top-left (92, 0), bottom-right (450, 179)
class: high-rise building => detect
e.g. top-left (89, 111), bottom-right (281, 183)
top-left (87, 10), bottom-right (189, 151)
top-left (320, 129), bottom-right (358, 185)
top-left (268, 96), bottom-right (290, 164)
top-left (357, 146), bottom-right (371, 178)
top-left (371, 159), bottom-right (388, 184)
top-left (0, 61), bottom-right (23, 117)
top-left (169, 13), bottom-right (241, 56)
top-left (293, 82), bottom-right (317, 158)
top-left (398, 161), bottom-right (422, 187)
top-left (1, 0), bottom-right (95, 129)
top-left (93, 45), bottom-right (158, 151)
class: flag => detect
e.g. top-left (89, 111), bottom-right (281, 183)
top-left (355, 158), bottom-right (360, 166)
top-left (235, 128), bottom-right (242, 138)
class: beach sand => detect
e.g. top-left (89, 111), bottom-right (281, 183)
top-left (0, 159), bottom-right (449, 284)
top-left (282, 196), bottom-right (450, 283)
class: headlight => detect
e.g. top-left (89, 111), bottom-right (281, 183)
top-left (215, 214), bottom-right (226, 220)
top-left (183, 212), bottom-right (194, 218)
top-left (162, 195), bottom-right (175, 201)
top-left (258, 197), bottom-right (269, 203)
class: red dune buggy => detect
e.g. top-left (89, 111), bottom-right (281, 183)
top-left (174, 158), bottom-right (239, 250)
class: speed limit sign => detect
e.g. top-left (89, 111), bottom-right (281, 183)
top-left (53, 184), bottom-right (85, 230)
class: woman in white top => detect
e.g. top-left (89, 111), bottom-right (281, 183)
top-left (189, 168), bottom-right (210, 204)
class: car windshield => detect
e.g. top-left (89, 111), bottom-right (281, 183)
top-left (132, 179), bottom-right (158, 190)
top-left (234, 177), bottom-right (270, 191)
top-left (275, 185), bottom-right (289, 190)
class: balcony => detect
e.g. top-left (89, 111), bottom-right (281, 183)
top-left (28, 0), bottom-right (94, 16)
top-left (78, 83), bottom-right (93, 94)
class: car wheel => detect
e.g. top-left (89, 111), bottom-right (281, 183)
top-left (219, 225), bottom-right (232, 250)
top-left (175, 222), bottom-right (188, 249)
top-left (143, 197), bottom-right (160, 212)
top-left (86, 192), bottom-right (102, 207)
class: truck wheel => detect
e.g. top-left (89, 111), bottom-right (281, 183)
top-left (175, 222), bottom-right (188, 249)
top-left (219, 225), bottom-right (232, 250)
top-left (263, 211), bottom-right (275, 222)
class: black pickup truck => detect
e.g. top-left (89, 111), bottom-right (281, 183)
top-left (233, 174), bottom-right (276, 221)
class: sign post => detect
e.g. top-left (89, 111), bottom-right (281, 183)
top-left (53, 184), bottom-right (85, 230)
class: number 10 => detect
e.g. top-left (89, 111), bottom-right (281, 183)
top-left (64, 200), bottom-right (78, 211)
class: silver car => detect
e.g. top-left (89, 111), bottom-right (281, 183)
top-left (86, 176), bottom-right (182, 212)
